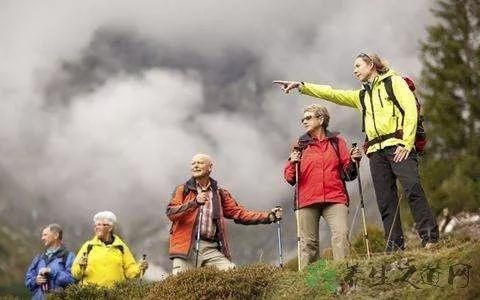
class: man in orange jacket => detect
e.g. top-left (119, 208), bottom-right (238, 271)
top-left (166, 153), bottom-right (282, 275)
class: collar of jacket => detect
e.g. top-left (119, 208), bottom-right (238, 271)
top-left (363, 69), bottom-right (397, 90)
top-left (184, 176), bottom-right (218, 193)
top-left (184, 177), bottom-right (221, 219)
top-left (42, 245), bottom-right (65, 256)
top-left (90, 234), bottom-right (124, 247)
top-left (41, 245), bottom-right (66, 263)
top-left (298, 130), bottom-right (339, 148)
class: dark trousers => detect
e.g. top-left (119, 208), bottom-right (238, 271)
top-left (369, 146), bottom-right (439, 251)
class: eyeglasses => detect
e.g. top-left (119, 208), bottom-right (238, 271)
top-left (95, 223), bottom-right (111, 227)
top-left (301, 115), bottom-right (321, 123)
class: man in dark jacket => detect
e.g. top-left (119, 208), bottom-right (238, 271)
top-left (166, 153), bottom-right (282, 275)
top-left (25, 224), bottom-right (75, 299)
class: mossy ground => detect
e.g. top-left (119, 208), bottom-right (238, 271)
top-left (46, 233), bottom-right (479, 300)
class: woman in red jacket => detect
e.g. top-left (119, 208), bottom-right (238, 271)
top-left (284, 104), bottom-right (361, 269)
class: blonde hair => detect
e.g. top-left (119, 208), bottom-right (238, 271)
top-left (357, 53), bottom-right (389, 75)
top-left (303, 104), bottom-right (330, 129)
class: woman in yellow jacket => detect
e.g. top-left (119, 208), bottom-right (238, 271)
top-left (274, 53), bottom-right (438, 252)
top-left (71, 211), bottom-right (148, 286)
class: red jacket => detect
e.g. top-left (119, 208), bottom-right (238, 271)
top-left (283, 132), bottom-right (357, 208)
top-left (166, 177), bottom-right (272, 260)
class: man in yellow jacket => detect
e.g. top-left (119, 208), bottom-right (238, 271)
top-left (274, 53), bottom-right (439, 252)
top-left (71, 211), bottom-right (148, 286)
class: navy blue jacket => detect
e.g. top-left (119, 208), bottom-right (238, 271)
top-left (24, 246), bottom-right (75, 299)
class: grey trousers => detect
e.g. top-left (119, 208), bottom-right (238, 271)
top-left (298, 203), bottom-right (350, 270)
top-left (172, 240), bottom-right (235, 275)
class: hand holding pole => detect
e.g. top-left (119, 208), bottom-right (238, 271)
top-left (140, 254), bottom-right (147, 277)
top-left (80, 252), bottom-right (88, 283)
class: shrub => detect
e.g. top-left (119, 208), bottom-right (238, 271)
top-left (147, 264), bottom-right (283, 300)
top-left (284, 257), bottom-right (298, 272)
top-left (48, 279), bottom-right (152, 300)
top-left (351, 225), bottom-right (386, 256)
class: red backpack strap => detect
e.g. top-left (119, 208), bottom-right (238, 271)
top-left (403, 76), bottom-right (416, 92)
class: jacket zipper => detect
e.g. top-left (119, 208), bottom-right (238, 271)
top-left (367, 82), bottom-right (382, 149)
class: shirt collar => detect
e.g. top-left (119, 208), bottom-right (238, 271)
top-left (45, 246), bottom-right (61, 258)
top-left (196, 180), bottom-right (212, 192)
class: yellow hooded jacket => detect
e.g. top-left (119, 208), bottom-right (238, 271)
top-left (299, 69), bottom-right (417, 154)
top-left (71, 234), bottom-right (140, 287)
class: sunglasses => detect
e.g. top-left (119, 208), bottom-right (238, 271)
top-left (301, 115), bottom-right (321, 123)
top-left (357, 52), bottom-right (372, 61)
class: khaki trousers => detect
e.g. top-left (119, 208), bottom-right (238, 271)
top-left (298, 203), bottom-right (350, 270)
top-left (172, 240), bottom-right (235, 275)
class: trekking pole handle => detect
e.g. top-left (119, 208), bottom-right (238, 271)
top-left (80, 251), bottom-right (88, 284)
top-left (352, 142), bottom-right (361, 162)
top-left (196, 191), bottom-right (208, 206)
top-left (81, 252), bottom-right (87, 269)
top-left (294, 162), bottom-right (300, 211)
top-left (274, 205), bottom-right (282, 222)
top-left (139, 254), bottom-right (147, 277)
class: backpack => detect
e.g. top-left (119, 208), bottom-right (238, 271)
top-left (359, 76), bottom-right (427, 154)
top-left (328, 137), bottom-right (352, 203)
top-left (56, 249), bottom-right (70, 267)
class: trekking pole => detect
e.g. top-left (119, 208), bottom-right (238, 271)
top-left (41, 273), bottom-right (49, 293)
top-left (294, 159), bottom-right (301, 271)
top-left (384, 194), bottom-right (403, 253)
top-left (140, 254), bottom-right (147, 278)
top-left (275, 205), bottom-right (284, 268)
top-left (348, 201), bottom-right (362, 242)
top-left (41, 282), bottom-right (48, 293)
top-left (195, 201), bottom-right (205, 268)
top-left (80, 252), bottom-right (87, 284)
top-left (352, 143), bottom-right (371, 259)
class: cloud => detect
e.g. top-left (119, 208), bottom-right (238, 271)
top-left (0, 0), bottom-right (434, 264)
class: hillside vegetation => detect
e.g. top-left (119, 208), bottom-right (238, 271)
top-left (0, 222), bottom-right (38, 298)
top-left (46, 233), bottom-right (479, 300)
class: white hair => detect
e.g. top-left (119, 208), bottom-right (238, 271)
top-left (192, 153), bottom-right (213, 165)
top-left (93, 211), bottom-right (117, 225)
